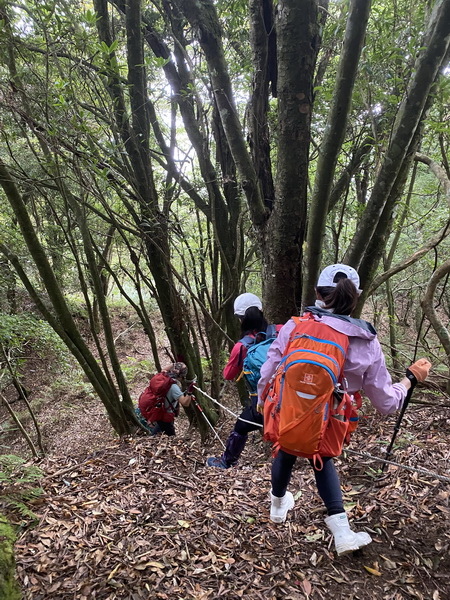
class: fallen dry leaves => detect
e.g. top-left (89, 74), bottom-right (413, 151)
top-left (8, 393), bottom-right (450, 600)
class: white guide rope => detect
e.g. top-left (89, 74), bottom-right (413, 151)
top-left (193, 385), bottom-right (263, 428)
top-left (193, 385), bottom-right (450, 483)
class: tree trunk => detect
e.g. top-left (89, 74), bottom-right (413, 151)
top-left (421, 259), bottom-right (450, 392)
top-left (174, 0), bottom-right (268, 227)
top-left (304, 0), bottom-right (372, 306)
top-left (0, 162), bottom-right (135, 435)
top-left (94, 0), bottom-right (207, 391)
top-left (248, 0), bottom-right (276, 209)
top-left (345, 0), bottom-right (450, 269)
top-left (263, 0), bottom-right (319, 321)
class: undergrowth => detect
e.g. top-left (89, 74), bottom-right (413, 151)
top-left (0, 455), bottom-right (44, 526)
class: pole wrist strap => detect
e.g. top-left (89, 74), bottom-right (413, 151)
top-left (405, 368), bottom-right (417, 387)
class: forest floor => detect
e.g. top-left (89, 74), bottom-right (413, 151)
top-left (2, 310), bottom-right (450, 600)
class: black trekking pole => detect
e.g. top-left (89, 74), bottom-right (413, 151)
top-left (381, 370), bottom-right (417, 472)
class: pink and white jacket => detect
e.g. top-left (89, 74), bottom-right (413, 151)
top-left (257, 310), bottom-right (407, 415)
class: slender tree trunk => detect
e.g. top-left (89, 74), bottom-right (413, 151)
top-left (0, 163), bottom-right (135, 434)
top-left (248, 0), bottom-right (275, 209)
top-left (328, 134), bottom-right (377, 213)
top-left (0, 345), bottom-right (45, 456)
top-left (345, 0), bottom-right (450, 268)
top-left (303, 0), bottom-right (372, 306)
top-left (173, 0), bottom-right (268, 227)
top-left (421, 259), bottom-right (450, 392)
top-left (94, 0), bottom-right (206, 396)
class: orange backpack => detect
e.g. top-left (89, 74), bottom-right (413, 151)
top-left (263, 313), bottom-right (360, 467)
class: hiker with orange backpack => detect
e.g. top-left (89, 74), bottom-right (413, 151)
top-left (137, 362), bottom-right (192, 436)
top-left (206, 293), bottom-right (282, 469)
top-left (257, 264), bottom-right (431, 556)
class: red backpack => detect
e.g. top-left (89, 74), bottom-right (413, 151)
top-left (138, 373), bottom-right (177, 423)
top-left (263, 313), bottom-right (361, 468)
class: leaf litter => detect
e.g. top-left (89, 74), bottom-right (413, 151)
top-left (8, 391), bottom-right (450, 600)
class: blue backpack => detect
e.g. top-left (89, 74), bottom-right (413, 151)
top-left (241, 324), bottom-right (279, 398)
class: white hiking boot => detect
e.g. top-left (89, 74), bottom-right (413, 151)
top-left (270, 491), bottom-right (295, 523)
top-left (325, 512), bottom-right (372, 556)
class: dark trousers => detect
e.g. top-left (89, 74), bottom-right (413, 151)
top-left (271, 449), bottom-right (344, 516)
top-left (150, 421), bottom-right (176, 436)
top-left (222, 400), bottom-right (263, 466)
top-left (234, 402), bottom-right (264, 435)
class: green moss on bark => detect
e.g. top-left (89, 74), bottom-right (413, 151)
top-left (0, 514), bottom-right (21, 600)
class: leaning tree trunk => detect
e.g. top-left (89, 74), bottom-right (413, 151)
top-left (94, 0), bottom-right (207, 399)
top-left (303, 0), bottom-right (372, 307)
top-left (421, 259), bottom-right (450, 393)
top-left (345, 0), bottom-right (450, 272)
top-left (174, 0), bottom-right (267, 222)
top-left (0, 161), bottom-right (136, 435)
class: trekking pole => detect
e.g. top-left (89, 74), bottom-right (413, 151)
top-left (186, 378), bottom-right (226, 449)
top-left (381, 377), bottom-right (416, 472)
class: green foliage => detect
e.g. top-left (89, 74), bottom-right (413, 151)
top-left (0, 455), bottom-right (43, 525)
top-left (0, 454), bottom-right (42, 483)
top-left (120, 358), bottom-right (154, 385)
top-left (0, 312), bottom-right (70, 366)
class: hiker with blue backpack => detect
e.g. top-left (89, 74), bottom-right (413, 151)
top-left (257, 264), bottom-right (431, 556)
top-left (206, 293), bottom-right (281, 469)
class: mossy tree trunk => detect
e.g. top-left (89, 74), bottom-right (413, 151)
top-left (0, 514), bottom-right (21, 600)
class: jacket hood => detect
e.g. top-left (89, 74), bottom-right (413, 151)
top-left (305, 306), bottom-right (377, 340)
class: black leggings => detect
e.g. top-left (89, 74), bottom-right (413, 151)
top-left (234, 401), bottom-right (263, 435)
top-left (271, 449), bottom-right (344, 516)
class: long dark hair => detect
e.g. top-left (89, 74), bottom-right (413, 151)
top-left (317, 273), bottom-right (358, 316)
top-left (241, 306), bottom-right (268, 338)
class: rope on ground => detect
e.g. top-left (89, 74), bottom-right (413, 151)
top-left (193, 385), bottom-right (263, 428)
top-left (345, 448), bottom-right (450, 483)
top-left (193, 385), bottom-right (450, 483)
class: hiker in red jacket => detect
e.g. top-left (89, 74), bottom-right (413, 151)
top-left (206, 293), bottom-right (279, 469)
top-left (138, 362), bottom-right (192, 436)
top-left (257, 264), bottom-right (431, 556)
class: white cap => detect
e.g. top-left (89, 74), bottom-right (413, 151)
top-left (317, 264), bottom-right (362, 295)
top-left (233, 293), bottom-right (263, 316)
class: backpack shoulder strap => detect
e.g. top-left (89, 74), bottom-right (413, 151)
top-left (265, 324), bottom-right (278, 339)
top-left (164, 379), bottom-right (180, 412)
top-left (239, 334), bottom-right (256, 348)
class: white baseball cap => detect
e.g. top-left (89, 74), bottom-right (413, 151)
top-left (317, 264), bottom-right (362, 295)
top-left (233, 293), bottom-right (263, 316)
